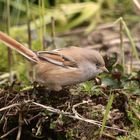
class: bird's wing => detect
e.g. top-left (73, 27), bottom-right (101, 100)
top-left (36, 50), bottom-right (78, 68)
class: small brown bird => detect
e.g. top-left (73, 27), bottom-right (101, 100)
top-left (0, 31), bottom-right (108, 91)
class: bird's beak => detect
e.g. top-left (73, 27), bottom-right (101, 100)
top-left (100, 66), bottom-right (109, 73)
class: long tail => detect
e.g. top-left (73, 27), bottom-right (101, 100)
top-left (0, 31), bottom-right (39, 63)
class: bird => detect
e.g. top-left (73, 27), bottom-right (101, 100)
top-left (0, 31), bottom-right (108, 91)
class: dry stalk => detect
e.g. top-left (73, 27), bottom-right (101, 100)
top-left (0, 103), bottom-right (19, 112)
top-left (0, 126), bottom-right (19, 139)
top-left (0, 99), bottom-right (129, 139)
top-left (133, 0), bottom-right (140, 11)
top-left (16, 109), bottom-right (23, 140)
top-left (32, 101), bottom-right (128, 133)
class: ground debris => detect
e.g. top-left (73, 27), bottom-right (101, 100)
top-left (0, 82), bottom-right (134, 140)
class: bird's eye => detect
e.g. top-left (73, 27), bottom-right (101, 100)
top-left (96, 63), bottom-right (100, 67)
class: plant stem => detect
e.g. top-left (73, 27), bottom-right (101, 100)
top-left (120, 18), bottom-right (125, 74)
top-left (39, 0), bottom-right (46, 50)
top-left (6, 0), bottom-right (13, 83)
top-left (51, 17), bottom-right (56, 49)
top-left (26, 0), bottom-right (32, 49)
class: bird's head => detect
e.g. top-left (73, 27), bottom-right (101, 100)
top-left (89, 50), bottom-right (109, 74)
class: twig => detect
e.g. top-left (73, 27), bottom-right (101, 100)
top-left (72, 100), bottom-right (94, 119)
top-left (104, 37), bottom-right (140, 47)
top-left (0, 72), bottom-right (15, 80)
top-left (3, 117), bottom-right (8, 134)
top-left (16, 109), bottom-right (23, 140)
top-left (28, 113), bottom-right (41, 122)
top-left (72, 100), bottom-right (88, 117)
top-left (102, 132), bottom-right (117, 140)
top-left (133, 0), bottom-right (140, 11)
top-left (16, 123), bottom-right (22, 140)
top-left (32, 101), bottom-right (128, 133)
top-left (0, 79), bottom-right (8, 85)
top-left (0, 113), bottom-right (41, 139)
top-left (32, 101), bottom-right (71, 116)
top-left (0, 99), bottom-right (128, 139)
top-left (0, 103), bottom-right (19, 112)
top-left (0, 126), bottom-right (19, 139)
top-left (0, 100), bottom-right (32, 112)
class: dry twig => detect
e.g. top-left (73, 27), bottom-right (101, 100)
top-left (133, 0), bottom-right (140, 11)
top-left (0, 126), bottom-right (19, 139)
top-left (32, 101), bottom-right (128, 133)
top-left (0, 99), bottom-right (128, 139)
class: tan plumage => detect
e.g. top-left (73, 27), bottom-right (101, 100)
top-left (0, 31), bottom-right (108, 91)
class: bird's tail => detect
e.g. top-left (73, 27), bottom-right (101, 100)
top-left (0, 31), bottom-right (39, 63)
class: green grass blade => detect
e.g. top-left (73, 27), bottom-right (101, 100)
top-left (122, 20), bottom-right (139, 61)
top-left (100, 93), bottom-right (114, 137)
